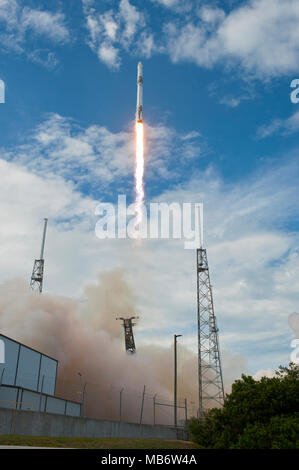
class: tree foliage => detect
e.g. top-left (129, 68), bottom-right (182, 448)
top-left (188, 363), bottom-right (299, 449)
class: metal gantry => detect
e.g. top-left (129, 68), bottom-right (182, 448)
top-left (30, 218), bottom-right (48, 294)
top-left (197, 248), bottom-right (224, 416)
top-left (116, 316), bottom-right (138, 354)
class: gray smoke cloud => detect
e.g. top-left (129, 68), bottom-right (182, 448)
top-left (0, 270), bottom-right (246, 423)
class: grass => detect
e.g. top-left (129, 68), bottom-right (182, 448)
top-left (0, 435), bottom-right (202, 449)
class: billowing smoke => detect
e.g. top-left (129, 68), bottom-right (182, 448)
top-left (0, 271), bottom-right (199, 423)
top-left (0, 270), bottom-right (246, 423)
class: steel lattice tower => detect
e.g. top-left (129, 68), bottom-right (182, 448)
top-left (197, 247), bottom-right (224, 416)
top-left (117, 317), bottom-right (138, 354)
top-left (30, 218), bottom-right (48, 294)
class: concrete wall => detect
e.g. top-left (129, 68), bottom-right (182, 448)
top-left (0, 408), bottom-right (188, 441)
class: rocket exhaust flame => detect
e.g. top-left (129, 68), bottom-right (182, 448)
top-left (134, 62), bottom-right (144, 234)
top-left (135, 121), bottom-right (144, 232)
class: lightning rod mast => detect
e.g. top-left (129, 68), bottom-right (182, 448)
top-left (30, 218), bottom-right (48, 294)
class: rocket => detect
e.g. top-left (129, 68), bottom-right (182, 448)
top-left (136, 62), bottom-right (143, 122)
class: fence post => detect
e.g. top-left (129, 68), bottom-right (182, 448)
top-left (120, 388), bottom-right (124, 422)
top-left (153, 393), bottom-right (157, 425)
top-left (81, 382), bottom-right (87, 417)
top-left (139, 385), bottom-right (146, 425)
top-left (0, 368), bottom-right (5, 386)
top-left (39, 375), bottom-right (45, 412)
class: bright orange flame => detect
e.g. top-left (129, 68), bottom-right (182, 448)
top-left (135, 121), bottom-right (144, 233)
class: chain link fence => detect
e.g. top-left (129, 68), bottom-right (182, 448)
top-left (56, 378), bottom-right (196, 426)
top-left (1, 369), bottom-right (198, 425)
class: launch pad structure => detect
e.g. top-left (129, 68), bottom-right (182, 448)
top-left (30, 218), bottom-right (48, 294)
top-left (117, 317), bottom-right (138, 354)
top-left (197, 247), bottom-right (225, 417)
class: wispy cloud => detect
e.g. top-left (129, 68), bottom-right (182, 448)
top-left (83, 0), bottom-right (299, 79)
top-left (21, 7), bottom-right (69, 43)
top-left (165, 0), bottom-right (299, 77)
top-left (83, 0), bottom-right (156, 69)
top-left (257, 110), bottom-right (299, 138)
top-left (151, 0), bottom-right (181, 7)
top-left (0, 0), bottom-right (69, 65)
top-left (219, 96), bottom-right (242, 108)
top-left (150, 0), bottom-right (191, 11)
top-left (1, 113), bottom-right (203, 193)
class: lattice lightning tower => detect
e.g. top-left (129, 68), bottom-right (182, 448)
top-left (197, 247), bottom-right (225, 416)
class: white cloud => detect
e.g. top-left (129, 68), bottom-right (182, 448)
top-left (99, 11), bottom-right (118, 42)
top-left (257, 110), bottom-right (299, 138)
top-left (209, 79), bottom-right (257, 108)
top-left (137, 31), bottom-right (155, 58)
top-left (0, 0), bottom-right (17, 24)
top-left (219, 97), bottom-right (242, 108)
top-left (2, 113), bottom-right (202, 189)
top-left (198, 6), bottom-right (225, 25)
top-left (21, 8), bottom-right (69, 43)
top-left (83, 0), bottom-right (155, 68)
top-left (219, 0), bottom-right (299, 76)
top-left (27, 49), bottom-right (59, 70)
top-left (166, 0), bottom-right (299, 77)
top-left (119, 0), bottom-right (144, 45)
top-left (164, 22), bottom-right (218, 68)
top-left (85, 0), bottom-right (299, 78)
top-left (86, 14), bottom-right (101, 45)
top-left (98, 42), bottom-right (121, 69)
top-left (0, 0), bottom-right (69, 63)
top-left (152, 0), bottom-right (181, 7)
top-left (0, 157), bottom-right (95, 286)
top-left (150, 0), bottom-right (192, 12)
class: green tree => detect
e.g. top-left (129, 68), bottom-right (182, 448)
top-left (188, 363), bottom-right (299, 449)
top-left (233, 414), bottom-right (299, 449)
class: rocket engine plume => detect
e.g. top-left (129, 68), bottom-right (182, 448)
top-left (135, 121), bottom-right (144, 231)
top-left (134, 62), bottom-right (144, 233)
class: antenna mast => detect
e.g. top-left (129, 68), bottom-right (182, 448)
top-left (30, 218), bottom-right (48, 294)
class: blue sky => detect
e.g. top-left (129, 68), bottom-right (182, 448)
top-left (0, 0), bottom-right (299, 381)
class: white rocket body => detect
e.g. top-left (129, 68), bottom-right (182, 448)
top-left (136, 62), bottom-right (143, 122)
